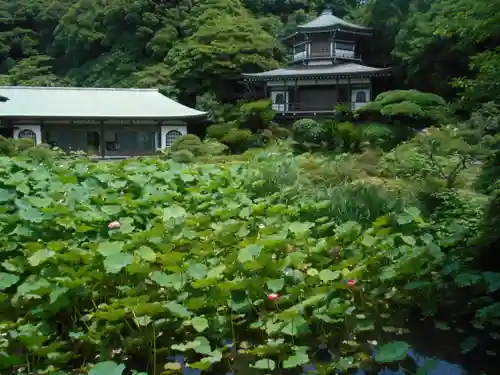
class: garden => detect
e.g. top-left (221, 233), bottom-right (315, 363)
top-left (1, 0), bottom-right (500, 373)
top-left (1, 93), bottom-right (499, 375)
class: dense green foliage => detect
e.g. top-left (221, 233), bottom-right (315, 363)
top-left (0, 0), bottom-right (498, 110)
top-left (1, 0), bottom-right (500, 374)
top-left (1, 115), bottom-right (500, 374)
top-left (357, 90), bottom-right (450, 127)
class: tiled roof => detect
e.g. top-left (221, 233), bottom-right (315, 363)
top-left (243, 63), bottom-right (391, 81)
top-left (297, 9), bottom-right (370, 31)
top-left (0, 86), bottom-right (206, 119)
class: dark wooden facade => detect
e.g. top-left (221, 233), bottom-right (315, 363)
top-left (243, 9), bottom-right (391, 119)
top-left (4, 118), bottom-right (188, 159)
top-left (0, 86), bottom-right (207, 159)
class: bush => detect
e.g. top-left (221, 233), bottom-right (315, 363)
top-left (0, 136), bottom-right (18, 156)
top-left (195, 92), bottom-right (240, 123)
top-left (20, 143), bottom-right (66, 165)
top-left (334, 103), bottom-right (355, 122)
top-left (429, 189), bottom-right (487, 239)
top-left (0, 136), bottom-right (36, 156)
top-left (360, 123), bottom-right (393, 150)
top-left (291, 118), bottom-right (324, 147)
top-left (381, 100), bottom-right (426, 118)
top-left (239, 99), bottom-right (276, 132)
top-left (357, 89), bottom-right (450, 126)
top-left (202, 139), bottom-right (229, 155)
top-left (293, 150), bottom-right (382, 188)
top-left (242, 146), bottom-right (300, 199)
top-left (0, 136), bottom-right (78, 164)
top-left (206, 123), bottom-right (234, 140)
top-left (317, 181), bottom-right (413, 226)
top-left (335, 121), bottom-right (362, 152)
top-left (380, 126), bottom-right (481, 188)
top-left (268, 123), bottom-right (290, 139)
top-left (170, 134), bottom-right (206, 156)
top-left (221, 129), bottom-right (253, 153)
top-left (170, 149), bottom-right (196, 163)
top-left (376, 90), bottom-right (447, 107)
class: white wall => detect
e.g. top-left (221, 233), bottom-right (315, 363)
top-left (13, 124), bottom-right (42, 145)
top-left (351, 88), bottom-right (371, 110)
top-left (267, 78), bottom-right (370, 87)
top-left (160, 123), bottom-right (187, 149)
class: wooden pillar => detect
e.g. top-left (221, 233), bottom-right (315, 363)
top-left (306, 33), bottom-right (311, 58)
top-left (335, 77), bottom-right (340, 107)
top-left (100, 120), bottom-right (105, 158)
top-left (331, 30), bottom-right (336, 58)
top-left (40, 120), bottom-right (44, 144)
top-left (347, 76), bottom-right (352, 109)
top-left (294, 79), bottom-right (298, 111)
top-left (130, 119), bottom-right (136, 156)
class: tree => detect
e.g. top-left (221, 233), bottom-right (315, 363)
top-left (1, 55), bottom-right (61, 86)
top-left (392, 0), bottom-right (500, 108)
top-left (357, 89), bottom-right (450, 127)
top-left (164, 0), bottom-right (281, 103)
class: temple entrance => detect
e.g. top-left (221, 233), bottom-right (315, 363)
top-left (87, 131), bottom-right (100, 156)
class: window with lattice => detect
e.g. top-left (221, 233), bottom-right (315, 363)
top-left (166, 130), bottom-right (182, 147)
top-left (18, 129), bottom-right (36, 141)
top-left (355, 91), bottom-right (367, 103)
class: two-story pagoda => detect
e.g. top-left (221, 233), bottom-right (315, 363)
top-left (243, 9), bottom-right (391, 119)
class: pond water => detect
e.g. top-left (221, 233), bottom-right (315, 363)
top-left (167, 348), bottom-right (466, 375)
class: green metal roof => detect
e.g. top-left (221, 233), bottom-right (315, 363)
top-left (297, 9), bottom-right (370, 31)
top-left (243, 63), bottom-right (391, 81)
top-left (0, 86), bottom-right (207, 119)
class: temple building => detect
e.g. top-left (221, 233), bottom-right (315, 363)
top-left (243, 9), bottom-right (391, 119)
top-left (0, 86), bottom-right (206, 159)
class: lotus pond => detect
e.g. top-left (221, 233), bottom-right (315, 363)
top-left (0, 151), bottom-right (498, 375)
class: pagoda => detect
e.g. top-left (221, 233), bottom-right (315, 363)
top-left (243, 8), bottom-right (391, 118)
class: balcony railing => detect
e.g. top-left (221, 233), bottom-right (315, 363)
top-left (292, 49), bottom-right (360, 62)
top-left (271, 101), bottom-right (356, 113)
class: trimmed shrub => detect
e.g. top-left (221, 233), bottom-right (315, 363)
top-left (239, 99), bottom-right (275, 132)
top-left (381, 101), bottom-right (426, 118)
top-left (202, 139), bottom-right (229, 155)
top-left (206, 123), bottom-right (234, 140)
top-left (171, 149), bottom-right (195, 163)
top-left (170, 134), bottom-right (205, 156)
top-left (335, 121), bottom-right (362, 152)
top-left (221, 129), bottom-right (253, 153)
top-left (292, 118), bottom-right (324, 145)
top-left (268, 123), bottom-right (290, 139)
top-left (360, 123), bottom-right (415, 150)
top-left (357, 89), bottom-right (450, 126)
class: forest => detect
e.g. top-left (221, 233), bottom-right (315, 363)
top-left (1, 1), bottom-right (500, 375)
top-left (0, 0), bottom-right (498, 109)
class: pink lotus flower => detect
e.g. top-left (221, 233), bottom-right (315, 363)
top-left (267, 293), bottom-right (280, 301)
top-left (108, 221), bottom-right (121, 229)
top-left (346, 279), bottom-right (357, 287)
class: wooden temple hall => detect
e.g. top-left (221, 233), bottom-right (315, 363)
top-left (243, 8), bottom-right (391, 118)
top-left (0, 86), bottom-right (206, 158)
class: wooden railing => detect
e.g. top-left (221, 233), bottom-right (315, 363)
top-left (271, 101), bottom-right (354, 112)
top-left (291, 49), bottom-right (361, 62)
